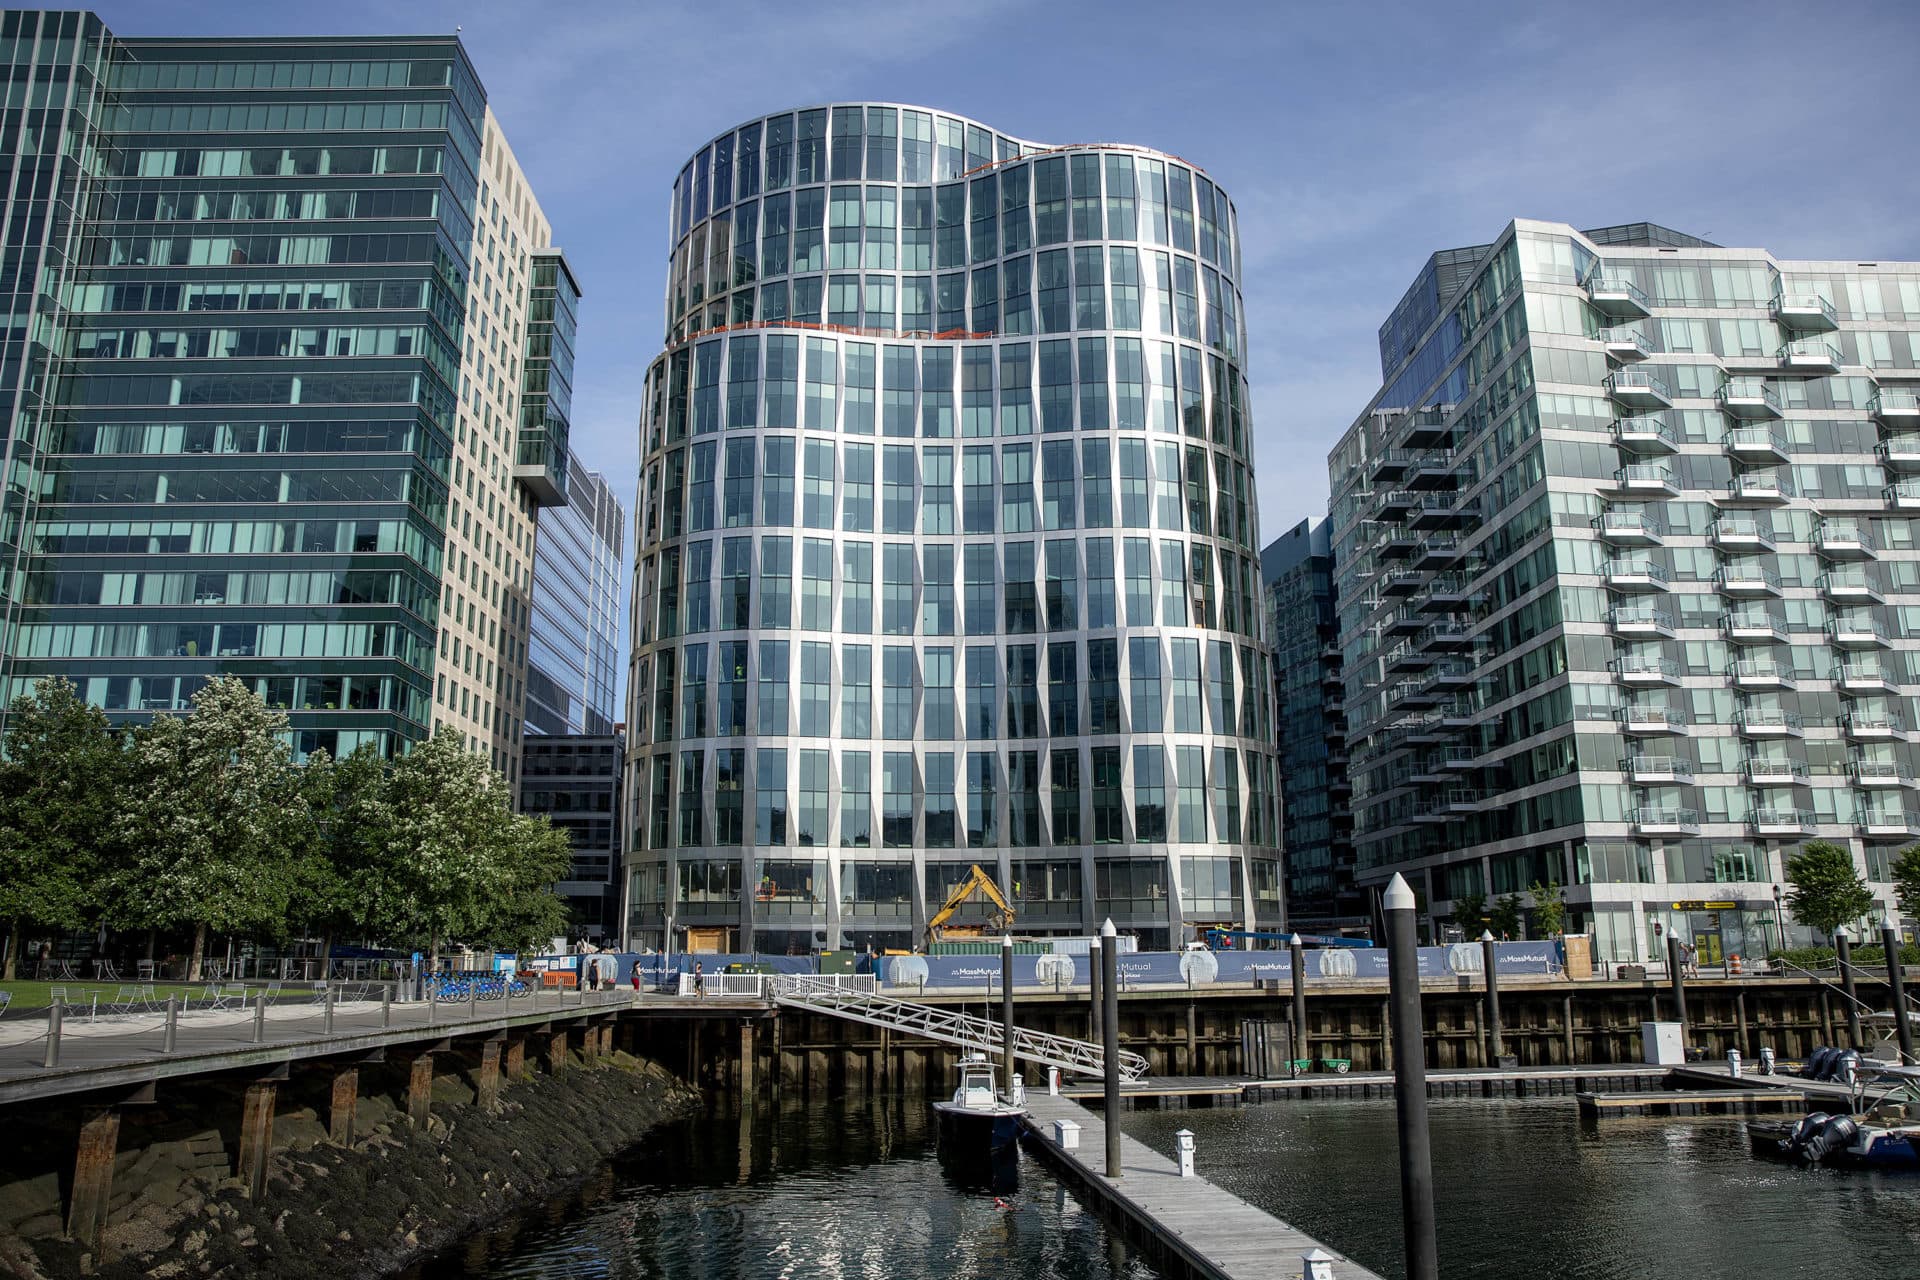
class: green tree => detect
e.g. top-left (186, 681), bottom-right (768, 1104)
top-left (113, 677), bottom-right (309, 980)
top-left (1448, 891), bottom-right (1486, 936)
top-left (1529, 880), bottom-right (1567, 938)
top-left (1891, 845), bottom-right (1920, 928)
top-left (373, 728), bottom-right (567, 967)
top-left (287, 743), bottom-right (392, 966)
top-left (1785, 841), bottom-right (1877, 939)
top-left (1487, 894), bottom-right (1525, 940)
top-left (0, 678), bottom-right (129, 978)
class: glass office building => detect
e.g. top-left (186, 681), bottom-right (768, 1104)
top-left (525, 457), bottom-right (623, 736)
top-left (624, 104), bottom-right (1283, 954)
top-left (1263, 517), bottom-right (1360, 932)
top-left (1330, 219), bottom-right (1920, 963)
top-left (519, 732), bottom-right (623, 941)
top-left (0, 12), bottom-right (574, 778)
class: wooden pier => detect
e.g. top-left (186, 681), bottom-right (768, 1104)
top-left (1062, 1064), bottom-right (1670, 1105)
top-left (1020, 1091), bottom-right (1382, 1280)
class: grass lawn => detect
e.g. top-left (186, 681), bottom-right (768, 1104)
top-left (0, 980), bottom-right (277, 1012)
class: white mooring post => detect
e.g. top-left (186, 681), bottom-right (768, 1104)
top-left (1048, 1065), bottom-right (1061, 1095)
top-left (1052, 1118), bottom-right (1080, 1151)
top-left (1174, 1128), bottom-right (1196, 1178)
top-left (1301, 1247), bottom-right (1336, 1280)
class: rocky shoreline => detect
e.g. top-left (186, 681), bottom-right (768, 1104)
top-left (0, 1049), bottom-right (701, 1280)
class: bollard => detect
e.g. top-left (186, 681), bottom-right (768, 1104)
top-left (44, 999), bottom-right (63, 1068)
top-left (163, 995), bottom-right (179, 1054)
top-left (1384, 872), bottom-right (1438, 1280)
top-left (468, 980), bottom-right (477, 1022)
top-left (1101, 918), bottom-right (1121, 1180)
top-left (1048, 1065), bottom-right (1060, 1096)
top-left (324, 984), bottom-right (335, 1035)
top-left (1289, 933), bottom-right (1308, 1075)
top-left (1727, 1048), bottom-right (1742, 1078)
top-left (252, 992), bottom-right (267, 1044)
top-left (382, 985), bottom-right (392, 1028)
top-left (1835, 929), bottom-right (1864, 1048)
top-left (1481, 929), bottom-right (1506, 1065)
top-left (1174, 1128), bottom-right (1196, 1179)
top-left (1053, 1118), bottom-right (1080, 1151)
top-left (1301, 1249), bottom-right (1335, 1280)
top-left (1884, 925), bottom-right (1916, 1065)
top-left (428, 982), bottom-right (438, 1025)
top-left (1000, 935), bottom-right (1016, 1098)
top-left (1760, 1045), bottom-right (1776, 1075)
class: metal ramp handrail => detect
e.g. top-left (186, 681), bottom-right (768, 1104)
top-left (771, 974), bottom-right (1148, 1081)
top-left (1772, 954), bottom-right (1882, 1021)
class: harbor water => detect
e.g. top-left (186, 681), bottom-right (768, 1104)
top-left (1127, 1098), bottom-right (1920, 1279)
top-left (407, 1093), bottom-right (1161, 1280)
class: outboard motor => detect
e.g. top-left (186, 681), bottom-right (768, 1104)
top-left (1836, 1049), bottom-right (1862, 1088)
top-left (1785, 1111), bottom-right (1832, 1155)
top-left (1802, 1115), bottom-right (1860, 1163)
top-left (1802, 1046), bottom-right (1835, 1080)
top-left (1759, 1046), bottom-right (1776, 1076)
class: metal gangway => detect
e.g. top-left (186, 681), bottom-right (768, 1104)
top-left (770, 974), bottom-right (1148, 1082)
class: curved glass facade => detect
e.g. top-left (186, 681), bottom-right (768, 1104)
top-left (624, 104), bottom-right (1282, 953)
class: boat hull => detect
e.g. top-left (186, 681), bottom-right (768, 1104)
top-left (932, 1101), bottom-right (1025, 1153)
top-left (1748, 1120), bottom-right (1920, 1170)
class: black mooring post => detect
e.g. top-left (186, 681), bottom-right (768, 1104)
top-left (1385, 874), bottom-right (1437, 1280)
top-left (1667, 934), bottom-right (1690, 1039)
top-left (1089, 933), bottom-right (1103, 1044)
top-left (1101, 919), bottom-right (1121, 1179)
top-left (1836, 929), bottom-right (1863, 1049)
top-left (1000, 935), bottom-right (1016, 1097)
top-left (1482, 930), bottom-right (1505, 1065)
top-left (1289, 933), bottom-right (1308, 1074)
top-left (1884, 925), bottom-right (1915, 1066)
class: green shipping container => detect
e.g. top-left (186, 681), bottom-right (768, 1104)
top-left (816, 951), bottom-right (858, 974)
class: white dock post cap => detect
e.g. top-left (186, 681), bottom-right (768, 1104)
top-left (1480, 929), bottom-right (1495, 942)
top-left (1100, 918), bottom-right (1117, 938)
top-left (1383, 873), bottom-right (1416, 911)
top-left (1001, 934), bottom-right (1013, 948)
top-left (1301, 1247), bottom-right (1335, 1280)
top-left (1288, 933), bottom-right (1302, 947)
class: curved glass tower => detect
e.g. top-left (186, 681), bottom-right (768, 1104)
top-left (623, 104), bottom-right (1282, 954)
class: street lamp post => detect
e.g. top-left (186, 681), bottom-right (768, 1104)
top-left (1772, 884), bottom-right (1784, 959)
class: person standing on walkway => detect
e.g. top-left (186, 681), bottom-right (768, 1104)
top-left (693, 961), bottom-right (705, 998)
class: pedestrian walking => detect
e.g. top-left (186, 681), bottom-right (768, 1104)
top-left (693, 960), bottom-right (705, 998)
top-left (630, 966), bottom-right (641, 993)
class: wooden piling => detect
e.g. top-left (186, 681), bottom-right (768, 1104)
top-left (237, 1081), bottom-right (277, 1197)
top-left (476, 1040), bottom-right (503, 1112)
top-left (406, 1054), bottom-right (434, 1127)
top-left (504, 1036), bottom-right (526, 1079)
top-left (328, 1066), bottom-right (359, 1145)
top-left (548, 1029), bottom-right (570, 1075)
top-left (66, 1105), bottom-right (121, 1253)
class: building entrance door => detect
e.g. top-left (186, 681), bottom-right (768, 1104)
top-left (1691, 913), bottom-right (1725, 967)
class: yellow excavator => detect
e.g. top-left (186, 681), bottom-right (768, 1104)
top-left (924, 863), bottom-right (1016, 946)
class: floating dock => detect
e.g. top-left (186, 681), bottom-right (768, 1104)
top-left (1021, 1091), bottom-right (1382, 1280)
top-left (1061, 1064), bottom-right (1669, 1105)
top-left (1577, 1088), bottom-right (1810, 1117)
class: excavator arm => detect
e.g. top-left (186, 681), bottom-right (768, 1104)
top-left (925, 863), bottom-right (1015, 943)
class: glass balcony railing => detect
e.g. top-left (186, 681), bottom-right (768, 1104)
top-left (1770, 293), bottom-right (1838, 330)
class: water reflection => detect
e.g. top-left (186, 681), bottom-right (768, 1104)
top-left (410, 1091), bottom-right (1157, 1280)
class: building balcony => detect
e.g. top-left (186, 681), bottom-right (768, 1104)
top-left (1607, 463), bottom-right (1680, 497)
top-left (1844, 711), bottom-right (1906, 741)
top-left (1714, 565), bottom-right (1783, 597)
top-left (1409, 494), bottom-right (1470, 529)
top-left (1723, 610), bottom-right (1789, 644)
top-left (1618, 705), bottom-right (1689, 735)
top-left (1410, 757), bottom-right (1451, 785)
top-left (1601, 327), bottom-right (1654, 364)
top-left (513, 421), bottom-right (570, 508)
top-left (1437, 745), bottom-right (1478, 772)
top-left (1613, 655), bottom-right (1681, 686)
top-left (1750, 808), bottom-right (1816, 837)
top-left (1588, 275), bottom-right (1652, 319)
top-left (1605, 370), bottom-right (1673, 410)
top-left (1612, 416), bottom-right (1680, 454)
top-left (1631, 806), bottom-right (1700, 837)
top-left (1371, 449), bottom-right (1416, 484)
top-left (1780, 338), bottom-right (1842, 374)
top-left (1603, 558), bottom-right (1670, 592)
top-left (1723, 470), bottom-right (1793, 504)
top-left (1404, 715), bottom-right (1455, 746)
top-left (1818, 570), bottom-right (1883, 605)
top-left (1376, 531), bottom-right (1422, 561)
top-left (1718, 377), bottom-right (1784, 420)
top-left (1870, 388), bottom-right (1920, 429)
top-left (1851, 761), bottom-right (1913, 789)
top-left (1887, 480), bottom-right (1920, 511)
top-left (1722, 426), bottom-right (1791, 466)
top-left (1378, 489), bottom-right (1417, 518)
top-left (1396, 407), bottom-right (1452, 449)
top-left (1828, 615), bottom-right (1890, 649)
top-left (1440, 788), bottom-right (1485, 815)
top-left (1416, 536), bottom-right (1463, 569)
top-left (1858, 812), bottom-right (1920, 840)
top-left (1815, 519), bottom-right (1877, 560)
top-left (1596, 509), bottom-right (1666, 546)
top-left (1424, 618), bottom-right (1479, 651)
top-left (1437, 701), bottom-right (1480, 730)
top-left (1380, 569), bottom-right (1424, 597)
top-left (1407, 454), bottom-right (1461, 491)
top-left (1834, 661), bottom-right (1901, 695)
top-left (1771, 293), bottom-right (1839, 332)
top-left (1610, 605), bottom-right (1675, 638)
top-left (1385, 604), bottom-right (1428, 636)
top-left (1425, 660), bottom-right (1479, 690)
top-left (1625, 755), bottom-right (1693, 784)
top-left (1385, 643), bottom-right (1432, 675)
top-left (1744, 758), bottom-right (1809, 785)
top-left (1878, 435), bottom-right (1920, 473)
top-left (1730, 658), bottom-right (1795, 691)
top-left (1709, 516), bottom-right (1774, 552)
top-left (1736, 708), bottom-right (1804, 737)
top-left (1418, 579), bottom-right (1481, 613)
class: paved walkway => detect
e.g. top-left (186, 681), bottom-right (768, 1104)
top-left (1022, 1090), bottom-right (1382, 1280)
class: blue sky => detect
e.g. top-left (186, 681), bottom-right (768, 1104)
top-left (93, 0), bottom-right (1920, 541)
